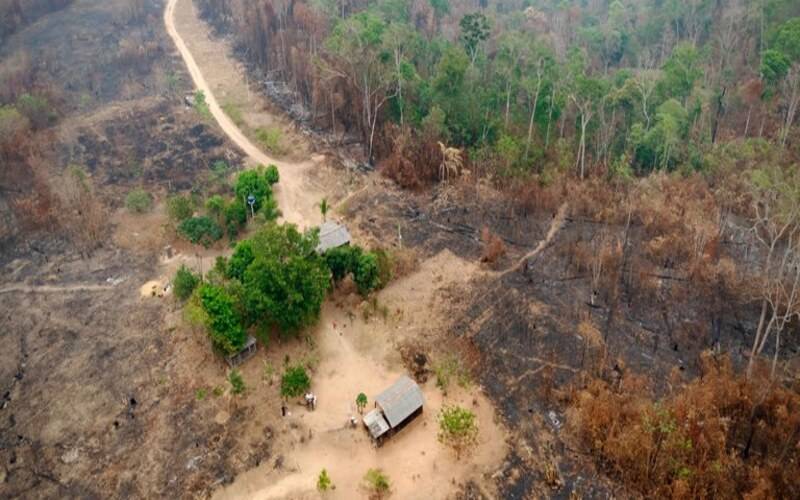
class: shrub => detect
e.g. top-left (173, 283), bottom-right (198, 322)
top-left (228, 369), bottom-right (246, 395)
top-left (125, 188), bottom-right (153, 213)
top-left (178, 216), bottom-right (223, 247)
top-left (437, 405), bottom-right (479, 458)
top-left (167, 195), bottom-right (195, 222)
top-left (354, 252), bottom-right (380, 296)
top-left (193, 90), bottom-right (211, 119)
top-left (324, 245), bottom-right (362, 282)
top-left (173, 265), bottom-right (199, 301)
top-left (254, 127), bottom-right (286, 155)
top-left (264, 164), bottom-right (279, 185)
top-left (362, 468), bottom-right (390, 498)
top-left (205, 194), bottom-right (225, 217)
top-left (281, 365), bottom-right (311, 398)
top-left (234, 166), bottom-right (279, 216)
top-left (317, 469), bottom-right (333, 492)
top-left (433, 355), bottom-right (471, 392)
top-left (224, 199), bottom-right (248, 238)
top-left (356, 392), bottom-right (368, 413)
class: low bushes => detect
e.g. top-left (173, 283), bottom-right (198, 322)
top-left (178, 216), bottom-right (223, 247)
top-left (125, 188), bottom-right (153, 213)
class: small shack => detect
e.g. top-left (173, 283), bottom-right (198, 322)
top-left (225, 336), bottom-right (257, 367)
top-left (363, 375), bottom-right (424, 443)
top-left (316, 221), bottom-right (351, 253)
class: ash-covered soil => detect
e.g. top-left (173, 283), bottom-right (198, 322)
top-left (344, 178), bottom-right (795, 498)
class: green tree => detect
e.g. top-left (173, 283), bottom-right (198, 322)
top-left (228, 369), bottom-right (246, 395)
top-left (356, 392), bottom-right (368, 413)
top-left (354, 252), bottom-right (380, 296)
top-left (224, 200), bottom-right (248, 239)
top-left (459, 12), bottom-right (490, 65)
top-left (437, 405), bottom-right (479, 458)
top-left (281, 364), bottom-right (311, 398)
top-left (178, 216), bottom-right (224, 247)
top-left (234, 166), bottom-right (278, 217)
top-left (199, 284), bottom-right (246, 355)
top-left (227, 239), bottom-right (255, 281)
top-left (659, 42), bottom-right (702, 104)
top-left (324, 245), bottom-right (362, 282)
top-left (242, 224), bottom-right (330, 334)
top-left (173, 265), bottom-right (200, 301)
top-left (325, 12), bottom-right (393, 161)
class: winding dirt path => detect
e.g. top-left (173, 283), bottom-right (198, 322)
top-left (164, 0), bottom-right (314, 227)
top-left (501, 202), bottom-right (569, 277)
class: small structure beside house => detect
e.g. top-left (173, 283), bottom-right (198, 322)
top-left (316, 221), bottom-right (351, 253)
top-left (225, 336), bottom-right (257, 367)
top-left (363, 375), bottom-right (424, 444)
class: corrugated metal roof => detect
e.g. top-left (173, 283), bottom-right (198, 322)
top-left (375, 375), bottom-right (424, 428)
top-left (363, 408), bottom-right (391, 439)
top-left (316, 221), bottom-right (351, 252)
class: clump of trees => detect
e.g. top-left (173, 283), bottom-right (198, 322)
top-left (324, 245), bottom-right (391, 295)
top-left (192, 222), bottom-right (330, 354)
top-left (170, 164), bottom-right (280, 247)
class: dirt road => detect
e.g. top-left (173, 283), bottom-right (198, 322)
top-left (164, 0), bottom-right (317, 227)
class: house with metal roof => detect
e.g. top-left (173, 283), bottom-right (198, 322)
top-left (316, 221), bottom-right (351, 253)
top-left (363, 375), bottom-right (424, 443)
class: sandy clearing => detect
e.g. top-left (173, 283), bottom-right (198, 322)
top-left (212, 250), bottom-right (507, 499)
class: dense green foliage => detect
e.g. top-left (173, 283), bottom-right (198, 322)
top-left (281, 364), bottom-right (311, 398)
top-left (241, 224), bottom-right (329, 333)
top-left (356, 392), bottom-right (368, 413)
top-left (198, 283), bottom-right (247, 355)
top-left (173, 265), bottom-right (200, 301)
top-left (193, 223), bottom-right (330, 355)
top-left (323, 245), bottom-right (385, 295)
top-left (233, 164), bottom-right (279, 215)
top-left (201, 0), bottom-right (800, 179)
top-left (178, 215), bottom-right (223, 247)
